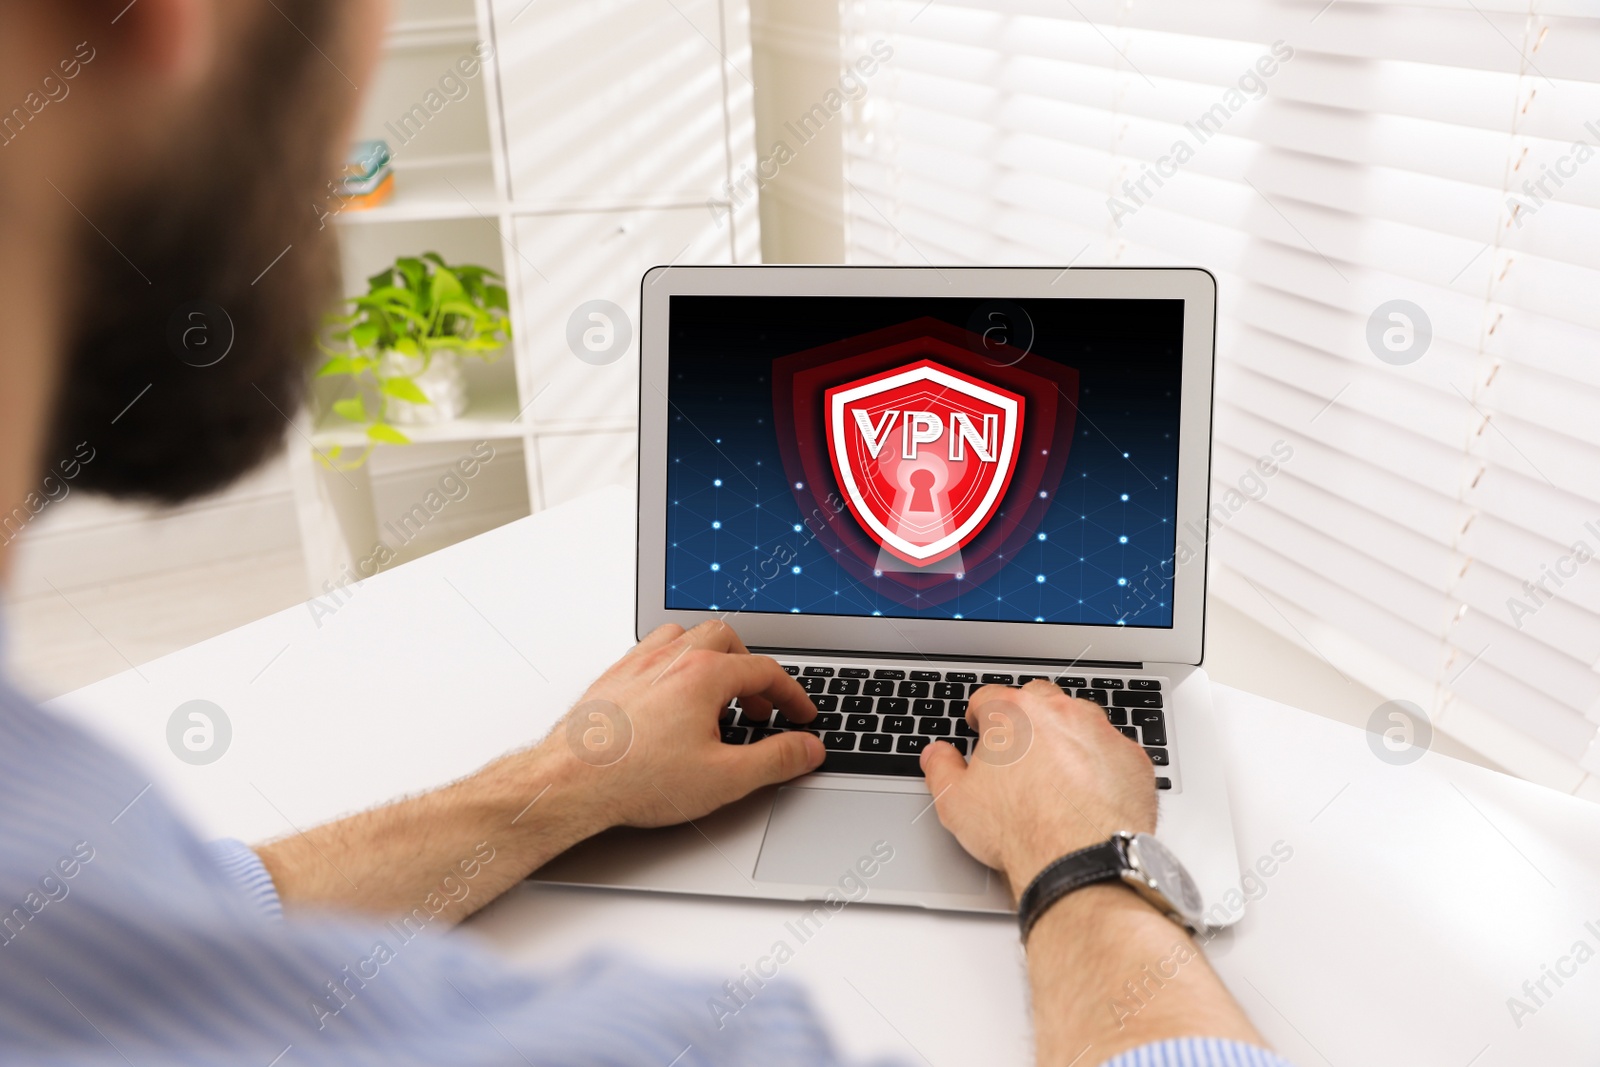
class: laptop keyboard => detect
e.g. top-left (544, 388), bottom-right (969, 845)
top-left (719, 662), bottom-right (1172, 788)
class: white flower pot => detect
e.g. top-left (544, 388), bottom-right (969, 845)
top-left (380, 348), bottom-right (467, 425)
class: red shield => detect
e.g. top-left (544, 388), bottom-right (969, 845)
top-left (772, 317), bottom-right (1078, 609)
top-left (825, 360), bottom-right (1025, 568)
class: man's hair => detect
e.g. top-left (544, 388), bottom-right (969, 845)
top-left (41, 1), bottom-right (346, 504)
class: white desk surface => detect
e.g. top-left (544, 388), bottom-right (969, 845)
top-left (47, 487), bottom-right (1600, 1067)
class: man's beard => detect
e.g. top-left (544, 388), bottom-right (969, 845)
top-left (42, 2), bottom-right (346, 505)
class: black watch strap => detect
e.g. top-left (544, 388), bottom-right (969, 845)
top-left (1017, 836), bottom-right (1126, 941)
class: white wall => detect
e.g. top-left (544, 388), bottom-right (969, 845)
top-left (748, 0), bottom-right (846, 262)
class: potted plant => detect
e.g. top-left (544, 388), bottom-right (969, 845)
top-left (315, 253), bottom-right (512, 466)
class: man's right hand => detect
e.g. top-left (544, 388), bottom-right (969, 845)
top-left (919, 679), bottom-right (1159, 894)
top-left (922, 681), bottom-right (1270, 1065)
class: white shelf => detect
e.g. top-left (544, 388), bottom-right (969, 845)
top-left (386, 17), bottom-right (481, 50)
top-left (501, 196), bottom-right (732, 217)
top-left (335, 156), bottom-right (500, 226)
top-left (310, 379), bottom-right (527, 449)
top-left (292, 0), bottom-right (757, 595)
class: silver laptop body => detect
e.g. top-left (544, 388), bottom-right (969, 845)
top-left (533, 266), bottom-right (1243, 921)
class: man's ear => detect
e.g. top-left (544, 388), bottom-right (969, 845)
top-left (103, 0), bottom-right (217, 86)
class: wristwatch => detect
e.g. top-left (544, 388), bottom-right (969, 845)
top-left (1017, 831), bottom-right (1207, 941)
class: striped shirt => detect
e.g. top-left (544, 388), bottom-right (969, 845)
top-left (0, 650), bottom-right (1293, 1066)
top-left (1105, 1038), bottom-right (1299, 1067)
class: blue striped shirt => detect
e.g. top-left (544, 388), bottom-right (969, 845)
top-left (0, 661), bottom-right (1293, 1066)
top-left (1104, 1038), bottom-right (1299, 1067)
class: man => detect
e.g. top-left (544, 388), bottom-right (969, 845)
top-left (0, 2), bottom-right (1293, 1064)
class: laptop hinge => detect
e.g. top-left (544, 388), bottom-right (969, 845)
top-left (750, 647), bottom-right (1144, 671)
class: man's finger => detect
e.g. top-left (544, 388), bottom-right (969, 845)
top-left (714, 628), bottom-right (779, 721)
top-left (966, 680), bottom-right (1066, 735)
top-left (708, 654), bottom-right (816, 722)
top-left (630, 623), bottom-right (685, 657)
top-left (738, 680), bottom-right (776, 724)
top-left (1019, 678), bottom-right (1062, 700)
top-left (739, 693), bottom-right (776, 723)
top-left (920, 740), bottom-right (967, 809)
top-left (965, 682), bottom-right (1024, 732)
top-left (966, 682), bottom-right (1015, 714)
top-left (681, 618), bottom-right (745, 656)
top-left (722, 731), bottom-right (824, 794)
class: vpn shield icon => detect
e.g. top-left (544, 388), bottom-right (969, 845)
top-left (772, 316), bottom-right (1077, 610)
top-left (825, 360), bottom-right (1025, 569)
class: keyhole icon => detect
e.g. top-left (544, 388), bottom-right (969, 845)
top-left (908, 469), bottom-right (936, 512)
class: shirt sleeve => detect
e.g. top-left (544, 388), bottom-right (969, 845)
top-left (2, 678), bottom-right (914, 1067)
top-left (203, 838), bottom-right (282, 920)
top-left (1102, 1038), bottom-right (1299, 1067)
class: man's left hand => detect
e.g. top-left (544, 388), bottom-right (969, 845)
top-left (536, 620), bottom-right (824, 830)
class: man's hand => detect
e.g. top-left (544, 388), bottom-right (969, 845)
top-left (920, 679), bottom-right (1266, 1065)
top-left (920, 679), bottom-right (1156, 892)
top-left (257, 621), bottom-right (822, 924)
top-left (535, 620), bottom-right (825, 829)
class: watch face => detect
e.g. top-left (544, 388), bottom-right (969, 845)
top-left (1126, 833), bottom-right (1205, 926)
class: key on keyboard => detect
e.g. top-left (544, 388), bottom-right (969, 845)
top-left (819, 753), bottom-right (922, 776)
top-left (1132, 709), bottom-right (1166, 746)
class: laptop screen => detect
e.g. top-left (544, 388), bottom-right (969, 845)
top-left (662, 295), bottom-right (1185, 629)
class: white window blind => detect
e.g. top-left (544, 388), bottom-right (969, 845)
top-left (837, 0), bottom-right (1600, 792)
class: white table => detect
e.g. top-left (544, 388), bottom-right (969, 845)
top-left (50, 487), bottom-right (1600, 1066)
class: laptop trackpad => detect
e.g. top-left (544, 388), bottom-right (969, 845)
top-left (753, 787), bottom-right (990, 896)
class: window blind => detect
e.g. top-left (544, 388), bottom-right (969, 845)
top-left (837, 0), bottom-right (1600, 792)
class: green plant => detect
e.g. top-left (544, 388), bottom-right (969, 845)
top-left (316, 252), bottom-right (512, 466)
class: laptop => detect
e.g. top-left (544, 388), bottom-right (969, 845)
top-left (533, 265), bottom-right (1243, 922)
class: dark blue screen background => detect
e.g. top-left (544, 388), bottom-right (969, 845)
top-left (662, 295), bottom-right (1185, 628)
